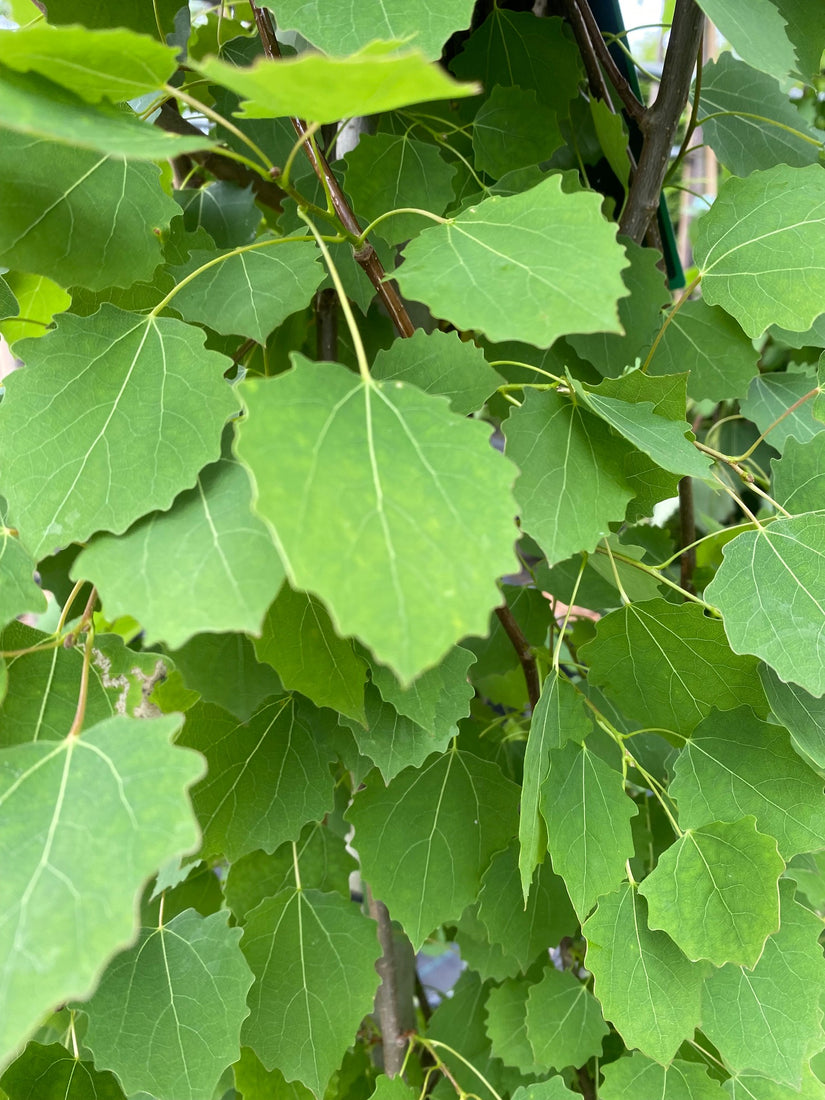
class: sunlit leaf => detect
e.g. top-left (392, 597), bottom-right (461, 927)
top-left (704, 514), bottom-right (825, 697)
top-left (639, 818), bottom-right (783, 967)
top-left (694, 0), bottom-right (824, 81)
top-left (0, 524), bottom-right (46, 626)
top-left (741, 369), bottom-right (822, 454)
top-left (600, 1053), bottom-right (726, 1099)
top-left (397, 175), bottom-right (630, 347)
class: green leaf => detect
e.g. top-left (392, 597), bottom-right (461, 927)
top-left (74, 456), bottom-right (284, 649)
top-left (472, 86), bottom-right (564, 179)
top-left (452, 906), bottom-right (521, 983)
top-left (0, 275), bottom-right (18, 321)
top-left (694, 0), bottom-right (823, 81)
top-left (0, 273), bottom-right (70, 347)
top-left (0, 24), bottom-right (179, 103)
top-left (503, 389), bottom-right (634, 565)
top-left (0, 134), bottom-right (180, 290)
top-left (540, 741), bottom-right (637, 920)
top-left (253, 583), bottom-right (367, 725)
top-left (583, 884), bottom-right (707, 1064)
top-left (1, 306), bottom-right (235, 559)
top-left (346, 750), bottom-right (519, 949)
top-left (600, 1053), bottom-right (726, 1099)
top-left (671, 706), bottom-right (825, 858)
top-left (568, 239), bottom-right (670, 378)
top-left (343, 132), bottom-right (458, 246)
top-left (478, 843), bottom-right (576, 970)
top-left (525, 967), bottom-right (608, 1070)
top-left (0, 68), bottom-right (213, 159)
top-left (427, 970), bottom-right (503, 1096)
top-left (368, 644), bottom-right (476, 733)
top-left (451, 11), bottom-right (582, 113)
top-left (167, 632), bottom-right (282, 724)
top-left (168, 241), bottom-right (324, 342)
top-left (83, 910), bottom-right (253, 1100)
top-left (519, 669), bottom-right (593, 900)
top-left (44, 0), bottom-right (184, 38)
top-left (371, 329), bottom-right (502, 415)
top-left (0, 625), bottom-right (171, 745)
top-left (725, 1066), bottom-right (825, 1100)
top-left (696, 165), bottom-right (825, 337)
top-left (581, 599), bottom-right (766, 738)
top-left (174, 182), bottom-right (260, 250)
top-left (573, 378), bottom-right (712, 480)
top-left (233, 1047), bottom-right (315, 1100)
top-left (0, 1042), bottom-right (127, 1100)
top-left (702, 881), bottom-right (825, 1086)
top-left (176, 696), bottom-right (336, 862)
top-left (484, 979), bottom-right (542, 1074)
top-left (396, 175), bottom-right (630, 347)
top-left (0, 525), bottom-right (46, 626)
top-left (511, 1082), bottom-right (578, 1100)
top-left (0, 714), bottom-right (203, 1067)
top-left (741, 370), bottom-right (822, 453)
top-left (760, 663), bottom-right (825, 770)
top-left (647, 298), bottom-right (760, 402)
top-left (236, 357), bottom-right (518, 683)
top-left (224, 823), bottom-right (357, 921)
top-left (196, 43), bottom-right (478, 125)
top-left (638, 818), bottom-right (783, 967)
top-left (704, 515), bottom-right (825, 697)
top-left (773, 436), bottom-right (825, 514)
top-left (263, 0), bottom-right (475, 60)
top-left (340, 684), bottom-right (453, 781)
top-left (241, 888), bottom-right (381, 1095)
top-left (697, 54), bottom-right (822, 177)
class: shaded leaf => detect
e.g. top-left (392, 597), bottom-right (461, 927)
top-left (503, 389), bottom-right (634, 566)
top-left (485, 979), bottom-right (542, 1074)
top-left (672, 706), bottom-right (825, 858)
top-left (75, 456), bottom-right (284, 649)
top-left (176, 696), bottom-right (336, 862)
top-left (760, 662), bottom-right (825, 770)
top-left (263, 0), bottom-right (475, 60)
top-left (525, 967), bottom-right (608, 1070)
top-left (725, 1066), bottom-right (825, 1100)
top-left (0, 1042), bottom-right (126, 1100)
top-left (44, 0), bottom-right (183, 38)
top-left (696, 165), bottom-right (825, 337)
top-left (234, 1047), bottom-right (315, 1100)
top-left (519, 669), bottom-right (593, 900)
top-left (511, 1082), bottom-right (578, 1100)
top-left (698, 54), bottom-right (822, 177)
top-left (0, 134), bottom-right (180, 290)
top-left (600, 1053), bottom-right (726, 1099)
top-left (0, 525), bottom-right (46, 626)
top-left (241, 889), bottom-right (381, 1095)
top-left (253, 583), bottom-right (367, 725)
top-left (0, 715), bottom-right (202, 1067)
top-left (0, 23), bottom-right (178, 103)
top-left (741, 370), bottom-right (822, 453)
top-left (341, 683), bottom-right (453, 781)
top-left (479, 843), bottom-right (577, 970)
top-left (174, 182), bottom-right (261, 250)
top-left (196, 43), bottom-right (478, 125)
top-left (169, 241), bottom-right (323, 342)
top-left (83, 910), bottom-right (253, 1100)
top-left (581, 599), bottom-right (767, 738)
top-left (371, 329), bottom-right (503, 415)
top-left (702, 881), bottom-right (825, 1086)
top-left (773, 435), bottom-right (825, 514)
top-left (343, 132), bottom-right (458, 246)
top-left (236, 357), bottom-right (518, 683)
top-left (346, 750), bottom-right (519, 948)
top-left (0, 275), bottom-right (18, 321)
top-left (168, 632), bottom-right (282, 724)
top-left (639, 818), bottom-right (783, 967)
top-left (368, 643), bottom-right (475, 733)
top-left (648, 298), bottom-right (760, 402)
top-left (1, 306), bottom-right (235, 558)
top-left (704, 514), bottom-right (825, 697)
top-left (583, 884), bottom-right (707, 1064)
top-left (472, 85), bottom-right (564, 178)
top-left (397, 175), bottom-right (630, 347)
top-left (540, 741), bottom-right (637, 920)
top-left (0, 67), bottom-right (213, 159)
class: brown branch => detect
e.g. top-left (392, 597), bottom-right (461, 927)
top-left (367, 889), bottom-right (413, 1077)
top-left (154, 101), bottom-right (287, 212)
top-left (619, 0), bottom-right (704, 242)
top-left (574, 0), bottom-right (646, 124)
top-left (678, 476), bottom-right (696, 595)
top-left (562, 0), bottom-right (616, 109)
top-left (495, 603), bottom-right (540, 710)
top-left (249, 1), bottom-right (416, 338)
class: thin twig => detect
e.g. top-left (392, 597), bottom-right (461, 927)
top-left (249, 1), bottom-right (416, 338)
top-left (678, 477), bottom-right (696, 594)
top-left (562, 0), bottom-right (616, 110)
top-left (574, 0), bottom-right (646, 124)
top-left (495, 603), bottom-right (540, 710)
